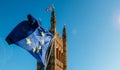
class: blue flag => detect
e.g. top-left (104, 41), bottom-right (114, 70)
top-left (6, 14), bottom-right (54, 67)
top-left (6, 14), bottom-right (40, 44)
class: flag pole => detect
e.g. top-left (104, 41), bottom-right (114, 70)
top-left (46, 38), bottom-right (55, 69)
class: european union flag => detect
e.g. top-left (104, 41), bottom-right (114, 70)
top-left (6, 14), bottom-right (54, 68)
top-left (16, 26), bottom-right (53, 66)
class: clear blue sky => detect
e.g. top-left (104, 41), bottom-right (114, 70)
top-left (1, 0), bottom-right (120, 70)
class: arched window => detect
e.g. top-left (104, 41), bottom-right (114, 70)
top-left (59, 52), bottom-right (61, 62)
top-left (56, 48), bottom-right (58, 59)
top-left (61, 53), bottom-right (64, 63)
top-left (58, 50), bottom-right (60, 60)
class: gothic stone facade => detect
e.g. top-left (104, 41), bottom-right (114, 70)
top-left (37, 10), bottom-right (68, 70)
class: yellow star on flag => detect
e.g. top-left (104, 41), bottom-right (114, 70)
top-left (41, 32), bottom-right (45, 37)
top-left (38, 46), bottom-right (42, 50)
top-left (32, 48), bottom-right (36, 53)
top-left (41, 39), bottom-right (44, 45)
top-left (37, 46), bottom-right (42, 53)
top-left (26, 38), bottom-right (31, 46)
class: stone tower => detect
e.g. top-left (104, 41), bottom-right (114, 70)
top-left (37, 10), bottom-right (68, 70)
top-left (62, 25), bottom-right (68, 70)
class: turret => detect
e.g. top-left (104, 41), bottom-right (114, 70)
top-left (50, 10), bottom-right (56, 35)
top-left (62, 25), bottom-right (68, 70)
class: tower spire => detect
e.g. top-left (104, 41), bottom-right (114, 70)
top-left (62, 25), bottom-right (67, 41)
top-left (50, 9), bottom-right (56, 35)
top-left (62, 25), bottom-right (68, 70)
